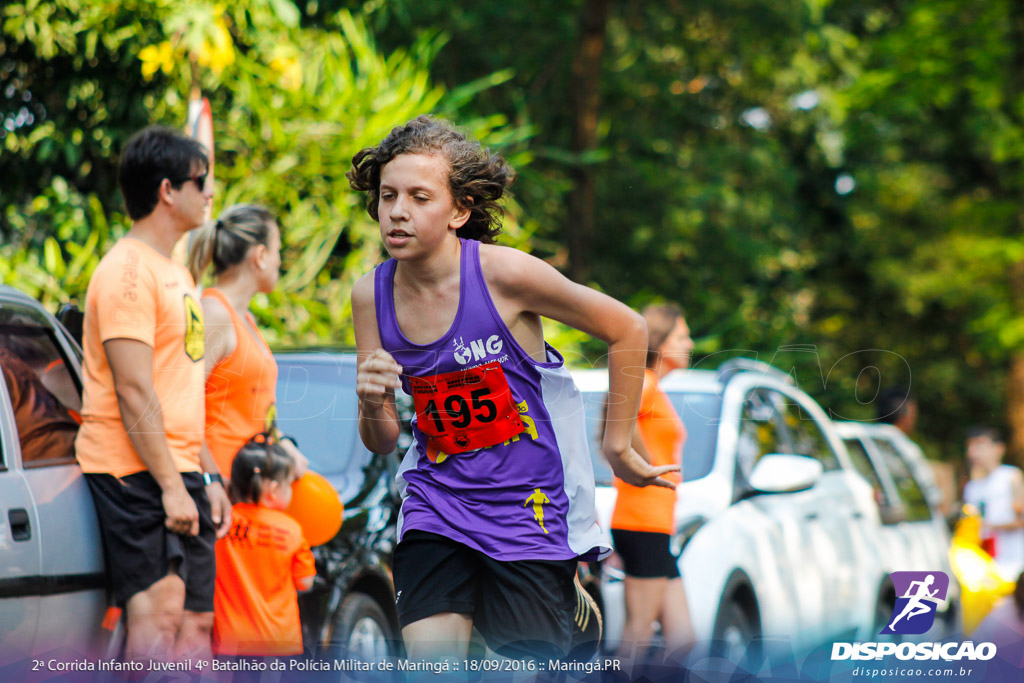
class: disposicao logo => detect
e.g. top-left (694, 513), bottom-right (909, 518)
top-left (880, 570), bottom-right (949, 635)
top-left (831, 570), bottom-right (997, 663)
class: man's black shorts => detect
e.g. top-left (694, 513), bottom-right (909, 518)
top-left (85, 471), bottom-right (216, 611)
top-left (392, 530), bottom-right (578, 660)
top-left (611, 529), bottom-right (680, 579)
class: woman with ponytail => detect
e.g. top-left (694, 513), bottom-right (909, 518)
top-left (187, 204), bottom-right (307, 485)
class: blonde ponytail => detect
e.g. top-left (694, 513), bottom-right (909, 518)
top-left (186, 204), bottom-right (276, 284)
top-left (187, 220), bottom-right (219, 284)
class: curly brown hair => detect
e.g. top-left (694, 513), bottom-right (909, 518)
top-left (347, 115), bottom-right (514, 243)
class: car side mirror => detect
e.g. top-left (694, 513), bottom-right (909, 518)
top-left (879, 502), bottom-right (907, 525)
top-left (748, 454), bottom-right (823, 494)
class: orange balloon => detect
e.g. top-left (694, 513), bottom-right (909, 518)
top-left (285, 471), bottom-right (344, 546)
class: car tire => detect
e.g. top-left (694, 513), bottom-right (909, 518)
top-left (711, 596), bottom-right (762, 668)
top-left (875, 591), bottom-right (902, 642)
top-left (329, 592), bottom-right (395, 660)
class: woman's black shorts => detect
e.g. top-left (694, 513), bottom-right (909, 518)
top-left (610, 529), bottom-right (680, 579)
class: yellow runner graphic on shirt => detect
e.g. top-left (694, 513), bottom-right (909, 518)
top-left (183, 293), bottom-right (204, 362)
top-left (524, 488), bottom-right (550, 534)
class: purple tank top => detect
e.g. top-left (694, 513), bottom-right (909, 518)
top-left (375, 239), bottom-right (609, 561)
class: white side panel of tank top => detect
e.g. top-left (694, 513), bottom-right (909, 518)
top-left (394, 441), bottom-right (419, 539)
top-left (537, 362), bottom-right (613, 560)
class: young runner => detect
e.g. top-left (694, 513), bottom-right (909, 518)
top-left (212, 437), bottom-right (316, 655)
top-left (349, 115), bottom-right (677, 660)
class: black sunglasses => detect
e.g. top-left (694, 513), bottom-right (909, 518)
top-left (168, 172), bottom-right (208, 190)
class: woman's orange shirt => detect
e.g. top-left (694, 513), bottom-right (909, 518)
top-left (610, 368), bottom-right (685, 534)
top-left (203, 288), bottom-right (278, 479)
top-left (213, 503), bottom-right (316, 655)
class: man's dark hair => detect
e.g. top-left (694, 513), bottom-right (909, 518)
top-left (118, 125), bottom-right (209, 220)
top-left (965, 425), bottom-right (1004, 444)
top-left (876, 386), bottom-right (913, 424)
top-left (347, 115), bottom-right (514, 244)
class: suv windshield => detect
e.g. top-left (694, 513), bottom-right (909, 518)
top-left (582, 390), bottom-right (721, 485)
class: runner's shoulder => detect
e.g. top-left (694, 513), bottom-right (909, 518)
top-left (479, 243), bottom-right (549, 291)
top-left (351, 271), bottom-right (376, 305)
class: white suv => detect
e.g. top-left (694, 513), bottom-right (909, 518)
top-left (574, 360), bottom-right (897, 661)
top-left (834, 421), bottom-right (960, 634)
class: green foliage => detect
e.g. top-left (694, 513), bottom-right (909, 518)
top-left (1, 0), bottom-right (534, 348)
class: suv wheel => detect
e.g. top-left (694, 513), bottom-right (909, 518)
top-left (330, 593), bottom-right (394, 659)
top-left (711, 597), bottom-right (761, 667)
top-left (875, 594), bottom-right (902, 643)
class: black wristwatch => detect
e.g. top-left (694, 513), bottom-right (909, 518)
top-left (203, 472), bottom-right (224, 486)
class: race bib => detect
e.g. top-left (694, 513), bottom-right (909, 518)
top-left (409, 361), bottom-right (524, 455)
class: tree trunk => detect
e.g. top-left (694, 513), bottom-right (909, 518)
top-left (567, 0), bottom-right (611, 282)
top-left (1008, 250), bottom-right (1024, 469)
top-left (1005, 2), bottom-right (1024, 468)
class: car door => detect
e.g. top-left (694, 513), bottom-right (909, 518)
top-left (0, 298), bottom-right (107, 655)
top-left (733, 387), bottom-right (827, 642)
top-left (870, 436), bottom-right (936, 570)
top-left (773, 387), bottom-right (869, 641)
top-left (0, 378), bottom-right (41, 658)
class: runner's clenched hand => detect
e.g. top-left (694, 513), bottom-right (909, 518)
top-left (356, 349), bottom-right (403, 408)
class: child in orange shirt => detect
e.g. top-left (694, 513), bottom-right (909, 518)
top-left (213, 437), bottom-right (316, 656)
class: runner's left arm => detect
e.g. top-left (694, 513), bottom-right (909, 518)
top-left (489, 247), bottom-right (677, 489)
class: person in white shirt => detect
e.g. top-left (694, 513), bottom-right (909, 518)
top-left (963, 426), bottom-right (1024, 581)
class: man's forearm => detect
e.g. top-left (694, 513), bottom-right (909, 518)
top-left (116, 385), bottom-right (184, 492)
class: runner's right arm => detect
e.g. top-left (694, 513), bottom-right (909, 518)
top-left (352, 274), bottom-right (403, 455)
top-left (105, 337), bottom-right (199, 536)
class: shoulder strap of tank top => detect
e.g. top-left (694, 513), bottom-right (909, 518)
top-left (203, 287), bottom-right (267, 355)
top-left (374, 258), bottom-right (401, 350)
top-left (203, 287), bottom-right (243, 329)
top-left (461, 238), bottom-right (490, 302)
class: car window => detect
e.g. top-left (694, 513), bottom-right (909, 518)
top-left (843, 437), bottom-right (891, 505)
top-left (667, 392), bottom-right (721, 481)
top-left (0, 302), bottom-right (82, 468)
top-left (776, 400), bottom-right (840, 472)
top-left (581, 390), bottom-right (721, 485)
top-left (871, 437), bottom-right (932, 521)
top-left (737, 389), bottom-right (784, 478)
top-left (275, 358), bottom-right (371, 477)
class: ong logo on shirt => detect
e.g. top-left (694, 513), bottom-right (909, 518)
top-left (880, 571), bottom-right (950, 635)
top-left (453, 335), bottom-right (503, 365)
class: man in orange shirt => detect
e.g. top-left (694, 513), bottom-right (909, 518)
top-left (75, 126), bottom-right (231, 661)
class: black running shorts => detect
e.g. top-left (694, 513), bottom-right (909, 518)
top-left (610, 529), bottom-right (681, 579)
top-left (85, 470), bottom-right (216, 611)
top-left (392, 529), bottom-right (578, 660)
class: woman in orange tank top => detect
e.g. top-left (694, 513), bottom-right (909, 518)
top-left (187, 205), bottom-right (308, 483)
top-left (611, 303), bottom-right (696, 663)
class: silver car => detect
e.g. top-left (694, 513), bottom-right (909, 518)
top-left (0, 286), bottom-right (108, 661)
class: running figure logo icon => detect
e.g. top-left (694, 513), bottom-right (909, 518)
top-left (879, 571), bottom-right (950, 635)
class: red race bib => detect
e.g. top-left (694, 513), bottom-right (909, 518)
top-left (408, 362), bottom-right (524, 455)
